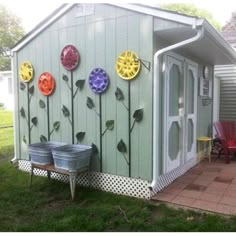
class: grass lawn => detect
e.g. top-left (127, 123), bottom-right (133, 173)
top-left (1, 160), bottom-right (236, 232)
top-left (0, 110), bottom-right (14, 161)
top-left (1, 110), bottom-right (236, 232)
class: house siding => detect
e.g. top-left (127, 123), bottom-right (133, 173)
top-left (219, 78), bottom-right (236, 121)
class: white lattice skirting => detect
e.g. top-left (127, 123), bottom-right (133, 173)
top-left (149, 157), bottom-right (199, 197)
top-left (18, 160), bottom-right (151, 199)
top-left (18, 158), bottom-right (199, 199)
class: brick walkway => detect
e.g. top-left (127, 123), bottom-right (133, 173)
top-left (151, 157), bottom-right (236, 215)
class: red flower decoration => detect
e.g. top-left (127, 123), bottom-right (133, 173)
top-left (60, 45), bottom-right (80, 71)
top-left (38, 72), bottom-right (55, 96)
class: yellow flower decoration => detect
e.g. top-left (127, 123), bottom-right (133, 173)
top-left (115, 51), bottom-right (141, 80)
top-left (19, 61), bottom-right (34, 82)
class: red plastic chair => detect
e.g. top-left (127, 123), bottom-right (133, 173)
top-left (213, 121), bottom-right (236, 163)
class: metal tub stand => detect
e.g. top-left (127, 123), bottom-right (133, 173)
top-left (29, 163), bottom-right (88, 200)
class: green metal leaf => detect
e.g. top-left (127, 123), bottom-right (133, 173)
top-left (115, 87), bottom-right (124, 101)
top-left (20, 107), bottom-right (25, 118)
top-left (106, 120), bottom-right (115, 131)
top-left (40, 135), bottom-right (47, 143)
top-left (39, 99), bottom-right (46, 109)
top-left (20, 82), bottom-right (26, 91)
top-left (91, 143), bottom-right (98, 154)
top-left (86, 97), bottom-right (95, 109)
top-left (133, 108), bottom-right (144, 122)
top-left (117, 139), bottom-right (127, 153)
top-left (28, 85), bottom-right (34, 95)
top-left (75, 79), bottom-right (85, 89)
top-left (53, 121), bottom-right (60, 131)
top-left (76, 132), bottom-right (86, 143)
top-left (31, 117), bottom-right (38, 126)
top-left (23, 135), bottom-right (27, 144)
top-left (62, 74), bottom-right (69, 82)
top-left (62, 105), bottom-right (70, 117)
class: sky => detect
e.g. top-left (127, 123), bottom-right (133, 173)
top-left (0, 0), bottom-right (236, 32)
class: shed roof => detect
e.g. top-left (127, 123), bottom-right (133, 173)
top-left (12, 3), bottom-right (236, 65)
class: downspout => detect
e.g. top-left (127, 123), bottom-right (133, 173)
top-left (149, 25), bottom-right (204, 192)
top-left (10, 50), bottom-right (18, 166)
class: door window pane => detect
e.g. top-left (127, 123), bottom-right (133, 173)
top-left (169, 64), bottom-right (181, 116)
top-left (168, 121), bottom-right (180, 160)
top-left (188, 70), bottom-right (194, 114)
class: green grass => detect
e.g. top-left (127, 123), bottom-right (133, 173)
top-left (1, 111), bottom-right (236, 231)
top-left (0, 110), bottom-right (13, 127)
top-left (1, 159), bottom-right (236, 232)
top-left (0, 110), bottom-right (14, 161)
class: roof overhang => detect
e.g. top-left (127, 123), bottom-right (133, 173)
top-left (155, 22), bottom-right (236, 65)
top-left (112, 4), bottom-right (236, 65)
top-left (11, 3), bottom-right (236, 66)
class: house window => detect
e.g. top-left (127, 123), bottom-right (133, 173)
top-left (8, 77), bottom-right (13, 94)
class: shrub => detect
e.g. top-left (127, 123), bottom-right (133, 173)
top-left (0, 103), bottom-right (5, 110)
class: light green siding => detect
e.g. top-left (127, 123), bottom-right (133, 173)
top-left (14, 4), bottom-right (153, 181)
top-left (197, 64), bottom-right (214, 137)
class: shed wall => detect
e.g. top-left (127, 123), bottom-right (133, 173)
top-left (14, 4), bottom-right (153, 181)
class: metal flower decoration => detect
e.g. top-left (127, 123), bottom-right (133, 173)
top-left (60, 45), bottom-right (80, 71)
top-left (88, 68), bottom-right (109, 94)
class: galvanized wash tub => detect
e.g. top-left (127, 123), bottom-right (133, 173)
top-left (28, 142), bottom-right (67, 165)
top-left (52, 144), bottom-right (92, 171)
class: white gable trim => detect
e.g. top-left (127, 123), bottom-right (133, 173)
top-left (110, 3), bottom-right (197, 26)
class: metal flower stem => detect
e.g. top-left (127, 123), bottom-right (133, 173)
top-left (130, 120), bottom-right (136, 133)
top-left (128, 81), bottom-right (131, 177)
top-left (71, 71), bottom-right (75, 144)
top-left (99, 94), bottom-right (103, 172)
top-left (27, 83), bottom-right (31, 144)
top-left (122, 100), bottom-right (129, 111)
top-left (47, 96), bottom-right (50, 141)
top-left (122, 152), bottom-right (129, 165)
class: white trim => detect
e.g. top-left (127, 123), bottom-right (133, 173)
top-left (184, 62), bottom-right (198, 163)
top-left (12, 4), bottom-right (75, 52)
top-left (164, 55), bottom-right (183, 173)
top-left (109, 4), bottom-right (196, 26)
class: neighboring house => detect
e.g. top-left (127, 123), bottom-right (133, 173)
top-left (214, 12), bottom-right (236, 125)
top-left (12, 4), bottom-right (236, 199)
top-left (0, 71), bottom-right (13, 110)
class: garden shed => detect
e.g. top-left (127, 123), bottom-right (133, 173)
top-left (12, 3), bottom-right (236, 199)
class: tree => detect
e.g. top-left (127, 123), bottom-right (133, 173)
top-left (161, 3), bottom-right (221, 31)
top-left (0, 5), bottom-right (25, 71)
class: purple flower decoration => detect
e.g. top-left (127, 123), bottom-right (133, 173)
top-left (88, 68), bottom-right (109, 94)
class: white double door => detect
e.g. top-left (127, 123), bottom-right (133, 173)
top-left (163, 53), bottom-right (198, 174)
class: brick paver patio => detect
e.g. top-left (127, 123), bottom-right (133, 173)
top-left (151, 156), bottom-right (236, 215)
